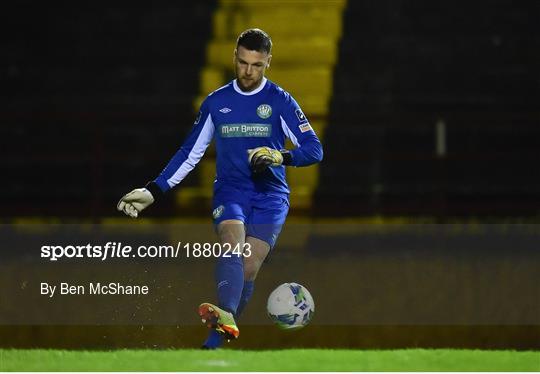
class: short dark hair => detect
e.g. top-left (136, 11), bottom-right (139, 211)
top-left (236, 28), bottom-right (272, 54)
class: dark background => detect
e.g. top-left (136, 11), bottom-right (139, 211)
top-left (1, 0), bottom-right (539, 219)
top-left (0, 1), bottom-right (539, 350)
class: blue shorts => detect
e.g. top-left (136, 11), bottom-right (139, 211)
top-left (212, 185), bottom-right (289, 248)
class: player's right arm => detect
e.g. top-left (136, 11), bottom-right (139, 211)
top-left (117, 100), bottom-right (214, 218)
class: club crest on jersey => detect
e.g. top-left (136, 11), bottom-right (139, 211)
top-left (295, 109), bottom-right (308, 123)
top-left (212, 205), bottom-right (225, 219)
top-left (257, 104), bottom-right (272, 119)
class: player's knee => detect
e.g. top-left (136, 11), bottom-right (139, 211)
top-left (217, 220), bottom-right (245, 244)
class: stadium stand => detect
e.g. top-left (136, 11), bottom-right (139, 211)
top-left (2, 1), bottom-right (538, 219)
top-left (1, 2), bottom-right (216, 218)
top-left (316, 0), bottom-right (540, 217)
top-left (177, 0), bottom-right (347, 210)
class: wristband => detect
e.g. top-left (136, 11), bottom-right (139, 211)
top-left (280, 150), bottom-right (292, 166)
top-left (144, 181), bottom-right (164, 200)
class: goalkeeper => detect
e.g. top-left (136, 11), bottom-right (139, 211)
top-left (117, 28), bottom-right (323, 349)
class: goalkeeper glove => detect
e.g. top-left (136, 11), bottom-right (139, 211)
top-left (117, 188), bottom-right (155, 218)
top-left (247, 146), bottom-right (291, 173)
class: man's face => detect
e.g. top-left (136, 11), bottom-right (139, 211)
top-left (234, 45), bottom-right (271, 92)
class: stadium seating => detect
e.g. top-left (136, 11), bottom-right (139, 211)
top-left (316, 0), bottom-right (540, 217)
top-left (3, 1), bottom-right (538, 218)
top-left (178, 0), bottom-right (346, 210)
top-left (1, 3), bottom-right (216, 217)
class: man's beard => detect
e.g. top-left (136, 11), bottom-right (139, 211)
top-left (238, 76), bottom-right (261, 92)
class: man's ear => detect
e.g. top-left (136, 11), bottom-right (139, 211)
top-left (233, 48), bottom-right (238, 64)
top-left (266, 55), bottom-right (272, 68)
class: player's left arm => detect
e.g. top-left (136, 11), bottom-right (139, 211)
top-left (248, 93), bottom-right (323, 172)
top-left (279, 93), bottom-right (324, 166)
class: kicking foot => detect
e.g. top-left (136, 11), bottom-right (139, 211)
top-left (198, 302), bottom-right (240, 341)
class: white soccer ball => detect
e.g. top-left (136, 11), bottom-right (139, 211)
top-left (267, 282), bottom-right (315, 329)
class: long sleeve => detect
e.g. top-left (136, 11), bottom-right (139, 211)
top-left (154, 100), bottom-right (214, 193)
top-left (279, 94), bottom-right (323, 167)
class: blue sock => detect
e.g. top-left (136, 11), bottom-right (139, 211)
top-left (215, 253), bottom-right (244, 315)
top-left (202, 329), bottom-right (224, 349)
top-left (236, 281), bottom-right (255, 317)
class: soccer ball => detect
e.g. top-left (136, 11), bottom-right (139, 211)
top-left (267, 282), bottom-right (315, 330)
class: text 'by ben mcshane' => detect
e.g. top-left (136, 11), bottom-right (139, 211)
top-left (40, 282), bottom-right (149, 297)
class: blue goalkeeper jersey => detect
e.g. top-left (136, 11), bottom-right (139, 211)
top-left (153, 78), bottom-right (323, 196)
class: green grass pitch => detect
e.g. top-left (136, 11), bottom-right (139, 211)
top-left (1, 348), bottom-right (539, 371)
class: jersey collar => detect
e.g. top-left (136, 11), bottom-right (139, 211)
top-left (233, 77), bottom-right (267, 96)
